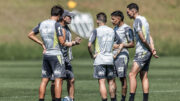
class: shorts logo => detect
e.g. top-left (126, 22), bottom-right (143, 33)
top-left (42, 70), bottom-right (47, 75)
top-left (141, 63), bottom-right (145, 67)
top-left (54, 70), bottom-right (61, 75)
top-left (98, 71), bottom-right (105, 76)
top-left (108, 72), bottom-right (113, 76)
top-left (118, 67), bottom-right (124, 72)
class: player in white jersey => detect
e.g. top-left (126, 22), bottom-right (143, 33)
top-left (111, 10), bottom-right (134, 101)
top-left (126, 3), bottom-right (159, 101)
top-left (88, 12), bottom-right (123, 101)
top-left (28, 5), bottom-right (64, 101)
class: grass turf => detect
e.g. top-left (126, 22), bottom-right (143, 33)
top-left (0, 57), bottom-right (180, 101)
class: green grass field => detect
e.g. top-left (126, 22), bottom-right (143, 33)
top-left (0, 57), bottom-right (180, 101)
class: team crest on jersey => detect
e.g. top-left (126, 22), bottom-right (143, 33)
top-left (69, 10), bottom-right (94, 39)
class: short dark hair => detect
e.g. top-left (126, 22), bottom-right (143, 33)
top-left (127, 3), bottom-right (139, 12)
top-left (51, 5), bottom-right (64, 16)
top-left (96, 12), bottom-right (107, 23)
top-left (111, 10), bottom-right (124, 21)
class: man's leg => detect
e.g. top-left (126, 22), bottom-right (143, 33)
top-left (55, 78), bottom-right (63, 101)
top-left (120, 77), bottom-right (127, 101)
top-left (51, 81), bottom-right (55, 101)
top-left (67, 78), bottom-right (75, 100)
top-left (99, 79), bottom-right (108, 101)
top-left (39, 78), bottom-right (49, 101)
top-left (108, 79), bottom-right (116, 101)
top-left (128, 62), bottom-right (140, 101)
top-left (140, 71), bottom-right (149, 101)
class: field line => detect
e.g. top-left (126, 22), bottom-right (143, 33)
top-left (1, 90), bottom-right (180, 98)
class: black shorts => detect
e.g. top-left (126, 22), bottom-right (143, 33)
top-left (42, 55), bottom-right (66, 79)
top-left (64, 59), bottom-right (74, 80)
top-left (114, 56), bottom-right (129, 78)
top-left (133, 51), bottom-right (152, 71)
top-left (50, 58), bottom-right (74, 80)
top-left (94, 65), bottom-right (116, 79)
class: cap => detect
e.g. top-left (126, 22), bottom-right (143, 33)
top-left (62, 10), bottom-right (75, 18)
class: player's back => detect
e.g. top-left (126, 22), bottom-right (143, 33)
top-left (94, 25), bottom-right (115, 65)
top-left (39, 19), bottom-right (62, 56)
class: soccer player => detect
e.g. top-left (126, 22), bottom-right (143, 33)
top-left (126, 3), bottom-right (159, 101)
top-left (88, 12), bottom-right (123, 101)
top-left (111, 10), bottom-right (134, 101)
top-left (28, 5), bottom-right (79, 101)
top-left (51, 10), bottom-right (81, 101)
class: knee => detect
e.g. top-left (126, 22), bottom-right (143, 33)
top-left (129, 72), bottom-right (135, 78)
top-left (140, 73), bottom-right (148, 80)
top-left (51, 81), bottom-right (55, 86)
top-left (122, 85), bottom-right (127, 89)
top-left (70, 79), bottom-right (75, 84)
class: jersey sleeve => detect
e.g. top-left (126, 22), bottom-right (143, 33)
top-left (114, 30), bottom-right (122, 44)
top-left (89, 29), bottom-right (97, 44)
top-left (55, 22), bottom-right (63, 37)
top-left (32, 23), bottom-right (40, 35)
top-left (134, 19), bottom-right (142, 32)
top-left (125, 28), bottom-right (134, 42)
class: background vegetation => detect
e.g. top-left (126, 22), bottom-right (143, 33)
top-left (0, 0), bottom-right (180, 60)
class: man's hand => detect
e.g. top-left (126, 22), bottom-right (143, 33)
top-left (113, 54), bottom-right (117, 59)
top-left (75, 37), bottom-right (81, 45)
top-left (93, 53), bottom-right (97, 59)
top-left (42, 44), bottom-right (46, 54)
top-left (113, 44), bottom-right (120, 49)
top-left (152, 49), bottom-right (159, 58)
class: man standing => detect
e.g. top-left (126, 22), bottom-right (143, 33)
top-left (60, 10), bottom-right (81, 101)
top-left (88, 12), bottom-right (122, 101)
top-left (28, 5), bottom-right (65, 101)
top-left (111, 10), bottom-right (134, 101)
top-left (51, 10), bottom-right (81, 101)
top-left (126, 3), bottom-right (158, 101)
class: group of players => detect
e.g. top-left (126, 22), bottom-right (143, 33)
top-left (28, 2), bottom-right (158, 101)
top-left (88, 3), bottom-right (158, 101)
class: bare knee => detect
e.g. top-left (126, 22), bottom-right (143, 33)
top-left (129, 72), bottom-right (135, 78)
top-left (140, 71), bottom-right (148, 80)
top-left (40, 79), bottom-right (49, 86)
top-left (108, 79), bottom-right (116, 96)
top-left (69, 79), bottom-right (75, 85)
top-left (120, 78), bottom-right (127, 88)
top-left (51, 81), bottom-right (55, 86)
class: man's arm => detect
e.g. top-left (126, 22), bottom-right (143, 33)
top-left (28, 31), bottom-right (46, 53)
top-left (113, 43), bottom-right (124, 59)
top-left (56, 23), bottom-right (79, 47)
top-left (28, 23), bottom-right (46, 53)
top-left (88, 29), bottom-right (97, 59)
top-left (138, 31), bottom-right (151, 51)
top-left (138, 32), bottom-right (158, 58)
top-left (113, 31), bottom-right (124, 58)
top-left (123, 29), bottom-right (134, 48)
top-left (88, 42), bottom-right (95, 59)
top-left (123, 41), bottom-right (134, 48)
top-left (150, 35), bottom-right (159, 58)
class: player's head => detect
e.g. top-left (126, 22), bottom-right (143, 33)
top-left (127, 3), bottom-right (139, 19)
top-left (59, 10), bottom-right (75, 24)
top-left (51, 5), bottom-right (64, 19)
top-left (96, 12), bottom-right (107, 25)
top-left (111, 10), bottom-right (124, 26)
